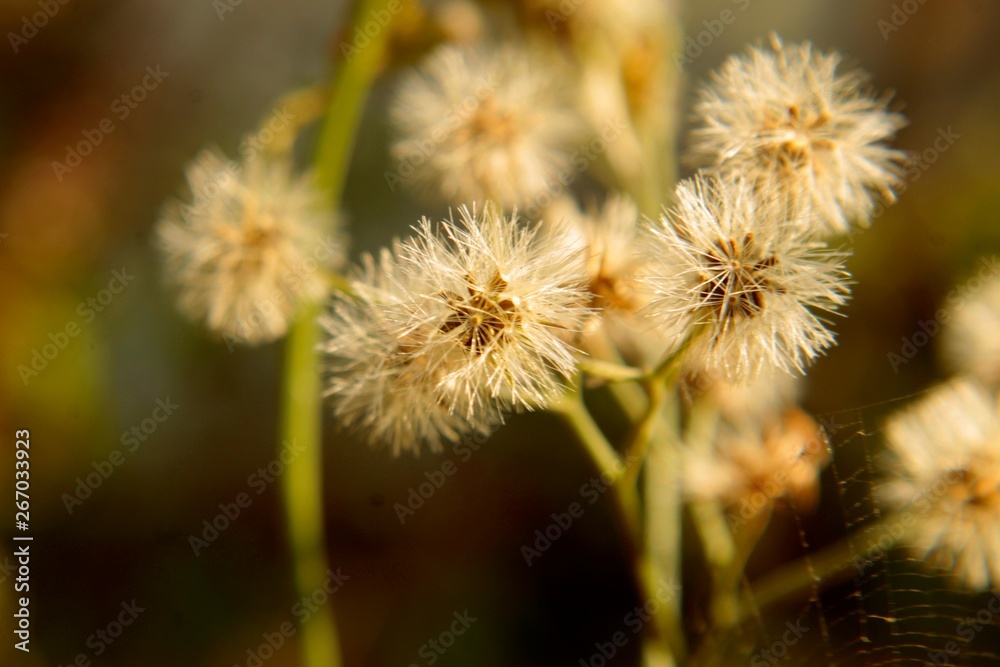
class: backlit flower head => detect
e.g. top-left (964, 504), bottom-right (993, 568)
top-left (942, 262), bottom-right (1000, 386)
top-left (549, 193), bottom-right (648, 315)
top-left (157, 149), bottom-right (343, 345)
top-left (642, 175), bottom-right (850, 382)
top-left (390, 44), bottom-right (582, 209)
top-left (397, 202), bottom-right (591, 412)
top-left (545, 193), bottom-right (665, 363)
top-left (686, 367), bottom-right (802, 426)
top-left (321, 248), bottom-right (493, 455)
top-left (321, 203), bottom-right (590, 452)
top-left (689, 34), bottom-right (906, 235)
top-left (684, 408), bottom-right (830, 515)
top-left (880, 379), bottom-right (1000, 591)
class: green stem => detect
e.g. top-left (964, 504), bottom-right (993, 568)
top-left (313, 0), bottom-right (392, 202)
top-left (578, 357), bottom-right (647, 383)
top-left (280, 3), bottom-right (393, 667)
top-left (281, 301), bottom-right (338, 667)
top-left (622, 379), bottom-right (667, 488)
top-left (552, 389), bottom-right (685, 662)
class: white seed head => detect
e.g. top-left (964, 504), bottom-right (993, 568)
top-left (688, 35), bottom-right (907, 236)
top-left (942, 264), bottom-right (1000, 387)
top-left (642, 176), bottom-right (851, 383)
top-left (321, 247), bottom-right (494, 455)
top-left (390, 44), bottom-right (583, 210)
top-left (684, 408), bottom-right (829, 513)
top-left (880, 379), bottom-right (1000, 591)
top-left (545, 193), bottom-right (666, 363)
top-left (321, 202), bottom-right (590, 453)
top-left (157, 149), bottom-right (343, 345)
top-left (397, 203), bottom-right (591, 413)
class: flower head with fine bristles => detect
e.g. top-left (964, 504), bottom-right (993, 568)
top-left (321, 247), bottom-right (495, 455)
top-left (642, 176), bottom-right (850, 382)
top-left (880, 379), bottom-right (1000, 591)
top-left (321, 203), bottom-right (590, 452)
top-left (390, 44), bottom-right (582, 209)
top-left (689, 35), bottom-right (906, 235)
top-left (157, 149), bottom-right (343, 345)
top-left (398, 203), bottom-right (591, 412)
top-left (684, 408), bottom-right (829, 514)
top-left (942, 262), bottom-right (1000, 387)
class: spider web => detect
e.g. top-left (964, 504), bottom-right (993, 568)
top-left (705, 398), bottom-right (1000, 666)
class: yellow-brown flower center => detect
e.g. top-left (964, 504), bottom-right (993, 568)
top-left (440, 272), bottom-right (520, 354)
top-left (698, 233), bottom-right (781, 320)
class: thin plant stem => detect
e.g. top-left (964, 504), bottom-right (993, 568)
top-left (552, 388), bottom-right (685, 662)
top-left (279, 3), bottom-right (393, 667)
top-left (577, 356), bottom-right (647, 383)
top-left (313, 0), bottom-right (391, 202)
top-left (281, 300), bottom-right (339, 667)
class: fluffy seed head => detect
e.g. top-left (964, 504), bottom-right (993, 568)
top-left (397, 203), bottom-right (591, 412)
top-left (390, 44), bottom-right (583, 209)
top-left (545, 194), bottom-right (667, 363)
top-left (880, 379), bottom-right (1000, 591)
top-left (321, 203), bottom-right (590, 452)
top-left (157, 149), bottom-right (343, 345)
top-left (643, 176), bottom-right (850, 382)
top-left (942, 261), bottom-right (1000, 386)
top-left (688, 35), bottom-right (906, 235)
top-left (684, 408), bottom-right (830, 514)
top-left (321, 248), bottom-right (494, 455)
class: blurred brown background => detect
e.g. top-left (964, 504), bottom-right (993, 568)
top-left (1, 0), bottom-right (999, 665)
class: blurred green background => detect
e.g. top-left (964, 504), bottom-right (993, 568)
top-left (1, 0), bottom-right (999, 665)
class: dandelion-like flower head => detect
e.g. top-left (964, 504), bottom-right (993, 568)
top-left (157, 149), bottom-right (342, 345)
top-left (322, 203), bottom-right (590, 452)
top-left (643, 176), bottom-right (850, 382)
top-left (881, 379), bottom-right (1000, 591)
top-left (689, 35), bottom-right (906, 235)
top-left (391, 44), bottom-right (582, 209)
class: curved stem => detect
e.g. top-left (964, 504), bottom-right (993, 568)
top-left (577, 357), bottom-right (647, 383)
top-left (552, 389), bottom-right (685, 662)
top-left (280, 3), bottom-right (393, 667)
